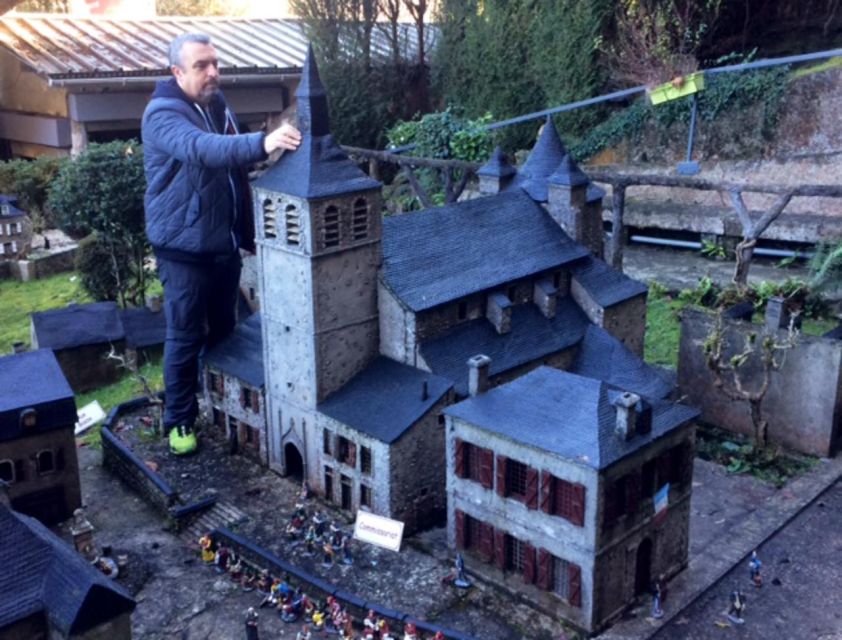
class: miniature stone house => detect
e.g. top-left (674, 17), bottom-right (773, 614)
top-left (202, 313), bottom-right (267, 465)
top-left (445, 367), bottom-right (698, 634)
top-left (209, 49), bottom-right (678, 537)
top-left (0, 502), bottom-right (135, 639)
top-left (0, 349), bottom-right (81, 524)
top-left (0, 194), bottom-right (32, 260)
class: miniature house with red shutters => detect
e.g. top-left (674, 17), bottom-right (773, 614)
top-left (445, 365), bottom-right (697, 634)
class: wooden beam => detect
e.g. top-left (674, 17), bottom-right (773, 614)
top-left (0, 111), bottom-right (71, 147)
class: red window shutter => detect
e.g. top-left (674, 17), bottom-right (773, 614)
top-left (568, 562), bottom-right (582, 607)
top-left (525, 467), bottom-right (539, 510)
top-left (454, 439), bottom-right (466, 478)
top-left (348, 442), bottom-right (357, 468)
top-left (625, 471), bottom-right (641, 515)
top-left (493, 529), bottom-right (506, 570)
top-left (570, 483), bottom-right (586, 527)
top-left (479, 448), bottom-right (494, 489)
top-left (523, 543), bottom-right (537, 584)
top-left (536, 548), bottom-right (552, 590)
top-left (479, 522), bottom-right (494, 562)
top-left (540, 471), bottom-right (553, 514)
top-left (455, 510), bottom-right (466, 549)
top-left (251, 391), bottom-right (260, 413)
top-left (239, 387), bottom-right (246, 408)
top-left (496, 455), bottom-right (508, 497)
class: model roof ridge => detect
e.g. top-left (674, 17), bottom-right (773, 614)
top-left (252, 43), bottom-right (380, 199)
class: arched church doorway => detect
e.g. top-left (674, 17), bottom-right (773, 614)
top-left (284, 443), bottom-right (304, 481)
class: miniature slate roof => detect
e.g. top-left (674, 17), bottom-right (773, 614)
top-left (571, 255), bottom-right (648, 307)
top-left (570, 325), bottom-right (672, 399)
top-left (548, 154), bottom-right (589, 187)
top-left (382, 190), bottom-right (589, 312)
top-left (420, 298), bottom-right (590, 397)
top-left (477, 146), bottom-right (517, 178)
top-left (318, 356), bottom-right (452, 444)
top-left (31, 301), bottom-right (124, 351)
top-left (445, 367), bottom-right (699, 470)
top-left (0, 504), bottom-right (135, 635)
top-left (0, 194), bottom-right (26, 217)
top-left (520, 117), bottom-right (567, 182)
top-left (204, 313), bottom-right (264, 388)
top-left (120, 306), bottom-right (167, 349)
top-left (0, 349), bottom-right (76, 441)
top-left (253, 46), bottom-right (381, 200)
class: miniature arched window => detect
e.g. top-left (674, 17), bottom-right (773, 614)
top-left (351, 198), bottom-right (369, 241)
top-left (285, 204), bottom-right (300, 246)
top-left (20, 408), bottom-right (36, 429)
top-left (0, 459), bottom-right (14, 483)
top-left (263, 198), bottom-right (277, 240)
top-left (323, 204), bottom-right (340, 248)
top-left (36, 450), bottom-right (54, 475)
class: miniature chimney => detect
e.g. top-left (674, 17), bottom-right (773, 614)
top-left (477, 146), bottom-right (517, 195)
top-left (468, 354), bottom-right (492, 397)
top-left (532, 278), bottom-right (557, 319)
top-left (70, 507), bottom-right (98, 561)
top-left (421, 380), bottom-right (429, 401)
top-left (486, 293), bottom-right (512, 334)
top-left (613, 391), bottom-right (641, 441)
top-left (764, 296), bottom-right (801, 331)
top-left (11, 341), bottom-right (27, 354)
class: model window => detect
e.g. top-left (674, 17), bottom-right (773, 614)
top-left (0, 460), bottom-right (14, 483)
top-left (465, 514), bottom-right (481, 551)
top-left (505, 459), bottom-right (529, 497)
top-left (241, 387), bottom-right (253, 410)
top-left (285, 204), bottom-right (300, 246)
top-left (20, 408), bottom-right (37, 428)
top-left (351, 198), bottom-right (369, 240)
top-left (360, 446), bottom-right (372, 474)
top-left (360, 483), bottom-right (372, 508)
top-left (36, 450), bottom-right (55, 474)
top-left (323, 429), bottom-right (333, 457)
top-left (457, 300), bottom-right (468, 320)
top-left (338, 436), bottom-right (356, 466)
top-left (324, 466), bottom-right (334, 503)
top-left (0, 204), bottom-right (8, 216)
top-left (553, 557), bottom-right (570, 599)
top-left (323, 205), bottom-right (340, 248)
top-left (506, 535), bottom-right (526, 572)
top-left (642, 459), bottom-right (657, 498)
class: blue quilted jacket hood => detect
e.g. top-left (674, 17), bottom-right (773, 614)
top-left (142, 78), bottom-right (267, 258)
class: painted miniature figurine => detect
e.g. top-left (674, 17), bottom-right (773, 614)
top-left (303, 524), bottom-right (317, 556)
top-left (748, 550), bottom-right (763, 587)
top-left (363, 609), bottom-right (378, 638)
top-left (241, 567), bottom-right (257, 592)
top-left (299, 480), bottom-right (310, 501)
top-left (214, 546), bottom-right (231, 573)
top-left (453, 553), bottom-right (471, 589)
top-left (313, 510), bottom-right (327, 538)
top-left (311, 603), bottom-right (326, 632)
top-left (322, 538), bottom-right (335, 567)
top-left (199, 533), bottom-right (215, 563)
top-left (403, 622), bottom-right (418, 640)
top-left (727, 588), bottom-right (746, 625)
top-left (296, 624), bottom-right (312, 640)
top-left (651, 581), bottom-right (664, 619)
top-left (380, 619), bottom-right (396, 640)
top-left (340, 531), bottom-right (353, 565)
top-left (433, 632), bottom-right (446, 640)
top-left (229, 554), bottom-right (243, 582)
top-left (245, 607), bottom-right (259, 640)
top-left (256, 569), bottom-right (272, 595)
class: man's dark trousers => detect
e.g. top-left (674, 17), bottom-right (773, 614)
top-left (158, 253), bottom-right (241, 431)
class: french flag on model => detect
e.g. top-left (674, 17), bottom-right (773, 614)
top-left (653, 483), bottom-right (670, 526)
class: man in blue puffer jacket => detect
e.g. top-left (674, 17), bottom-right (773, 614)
top-left (143, 33), bottom-right (300, 454)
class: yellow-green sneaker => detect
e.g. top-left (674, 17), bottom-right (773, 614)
top-left (169, 426), bottom-right (197, 455)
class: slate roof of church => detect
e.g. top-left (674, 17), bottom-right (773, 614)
top-left (419, 298), bottom-right (590, 396)
top-left (571, 255), bottom-right (648, 307)
top-left (0, 504), bottom-right (135, 635)
top-left (445, 367), bottom-right (698, 470)
top-left (0, 194), bottom-right (26, 217)
top-left (253, 46), bottom-right (381, 200)
top-left (382, 191), bottom-right (589, 312)
top-left (120, 306), bottom-right (167, 349)
top-left (318, 356), bottom-right (452, 444)
top-left (0, 349), bottom-right (76, 440)
top-left (204, 313), bottom-right (264, 388)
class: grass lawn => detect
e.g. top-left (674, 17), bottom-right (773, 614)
top-left (0, 271), bottom-right (91, 353)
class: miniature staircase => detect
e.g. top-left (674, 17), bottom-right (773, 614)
top-left (181, 501), bottom-right (249, 542)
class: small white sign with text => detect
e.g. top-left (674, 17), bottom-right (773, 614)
top-left (75, 400), bottom-right (106, 436)
top-left (353, 511), bottom-right (405, 552)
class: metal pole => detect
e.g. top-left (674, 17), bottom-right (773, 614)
top-left (677, 93), bottom-right (700, 175)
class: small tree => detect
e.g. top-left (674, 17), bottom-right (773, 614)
top-left (702, 310), bottom-right (798, 453)
top-left (48, 141), bottom-right (149, 307)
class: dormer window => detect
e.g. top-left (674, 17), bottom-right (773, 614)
top-left (352, 198), bottom-right (369, 240)
top-left (36, 450), bottom-right (54, 474)
top-left (262, 198), bottom-right (277, 239)
top-left (20, 408), bottom-right (37, 429)
top-left (0, 204), bottom-right (8, 216)
top-left (285, 204), bottom-right (300, 246)
top-left (323, 205), bottom-right (340, 248)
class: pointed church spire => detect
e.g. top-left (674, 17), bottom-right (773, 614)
top-left (477, 146), bottom-right (517, 178)
top-left (520, 117), bottom-right (566, 179)
top-left (548, 154), bottom-right (589, 187)
top-left (296, 44), bottom-right (330, 137)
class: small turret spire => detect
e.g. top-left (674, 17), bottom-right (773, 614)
top-left (296, 44), bottom-right (330, 137)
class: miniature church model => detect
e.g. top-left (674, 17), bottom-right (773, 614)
top-left (203, 47), bottom-right (698, 634)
